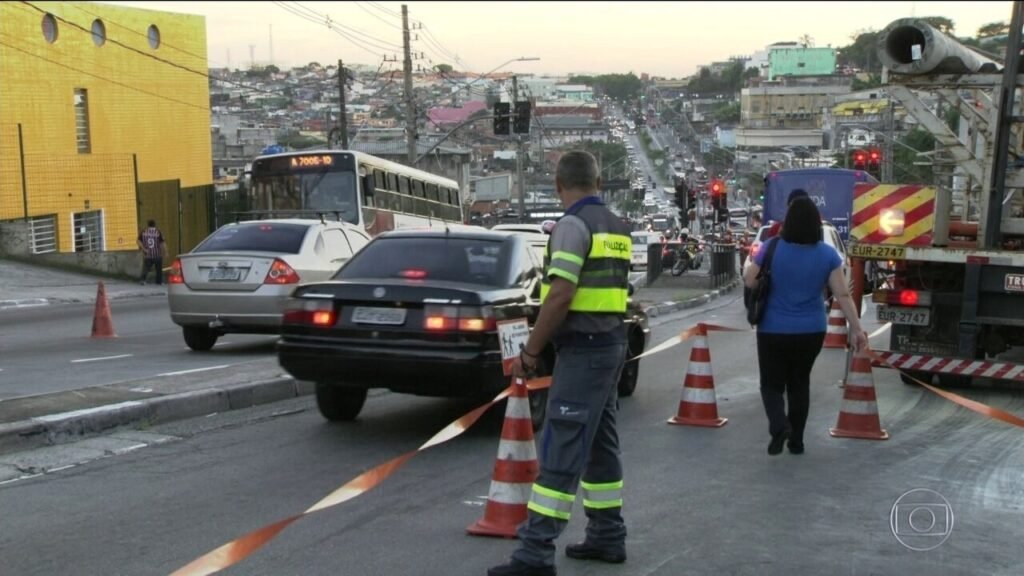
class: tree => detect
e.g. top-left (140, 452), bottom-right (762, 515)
top-left (434, 63), bottom-right (454, 73)
top-left (799, 34), bottom-right (815, 48)
top-left (837, 29), bottom-right (882, 73)
top-left (920, 16), bottom-right (955, 34)
top-left (567, 73), bottom-right (643, 101)
top-left (977, 20), bottom-right (1009, 38)
top-left (265, 64), bottom-right (280, 75)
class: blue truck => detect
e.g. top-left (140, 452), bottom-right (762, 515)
top-left (762, 168), bottom-right (878, 241)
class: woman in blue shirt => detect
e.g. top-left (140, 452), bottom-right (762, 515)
top-left (742, 196), bottom-right (868, 455)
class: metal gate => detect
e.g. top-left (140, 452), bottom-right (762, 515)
top-left (72, 210), bottom-right (104, 252)
top-left (28, 214), bottom-right (58, 254)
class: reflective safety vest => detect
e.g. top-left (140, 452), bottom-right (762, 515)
top-left (541, 204), bottom-right (632, 314)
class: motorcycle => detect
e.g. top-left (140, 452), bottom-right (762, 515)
top-left (670, 241), bottom-right (703, 276)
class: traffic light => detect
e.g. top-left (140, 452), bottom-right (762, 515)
top-left (512, 101), bottom-right (531, 134)
top-left (852, 149), bottom-right (867, 171)
top-left (493, 102), bottom-right (511, 135)
top-left (674, 181), bottom-right (689, 212)
top-left (868, 148), bottom-right (881, 178)
top-left (710, 179), bottom-right (724, 196)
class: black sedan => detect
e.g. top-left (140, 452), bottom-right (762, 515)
top-left (277, 227), bottom-right (650, 429)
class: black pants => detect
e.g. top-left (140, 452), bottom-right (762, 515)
top-left (140, 257), bottom-right (163, 284)
top-left (756, 332), bottom-right (825, 445)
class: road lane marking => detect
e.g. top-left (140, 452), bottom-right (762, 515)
top-left (32, 401), bottom-right (145, 423)
top-left (158, 365), bottom-right (230, 377)
top-left (71, 354), bottom-right (134, 364)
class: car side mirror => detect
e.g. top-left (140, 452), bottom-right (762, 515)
top-left (628, 282), bottom-right (636, 297)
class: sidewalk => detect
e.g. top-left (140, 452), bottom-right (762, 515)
top-left (0, 258), bottom-right (165, 309)
top-left (636, 273), bottom-right (741, 318)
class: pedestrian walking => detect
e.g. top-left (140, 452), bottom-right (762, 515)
top-left (742, 197), bottom-right (867, 456)
top-left (137, 219), bottom-right (167, 285)
top-left (489, 151), bottom-right (632, 576)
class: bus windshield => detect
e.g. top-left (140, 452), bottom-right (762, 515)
top-left (251, 171), bottom-right (359, 225)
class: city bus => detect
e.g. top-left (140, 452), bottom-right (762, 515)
top-left (248, 150), bottom-right (463, 236)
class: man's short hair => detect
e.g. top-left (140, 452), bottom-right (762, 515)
top-left (556, 151), bottom-right (600, 192)
top-left (147, 219), bottom-right (156, 227)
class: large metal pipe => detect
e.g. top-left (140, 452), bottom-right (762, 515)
top-left (876, 18), bottom-right (1001, 75)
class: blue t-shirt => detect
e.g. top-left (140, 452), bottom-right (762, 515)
top-left (753, 238), bottom-right (842, 334)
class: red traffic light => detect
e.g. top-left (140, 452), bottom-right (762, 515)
top-left (869, 150), bottom-right (880, 161)
top-left (854, 152), bottom-right (866, 163)
top-left (710, 179), bottom-right (723, 194)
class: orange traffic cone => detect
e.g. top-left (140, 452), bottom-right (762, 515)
top-left (824, 299), bottom-right (848, 349)
top-left (830, 351), bottom-right (889, 440)
top-left (91, 281), bottom-right (117, 338)
top-left (667, 324), bottom-right (727, 427)
top-left (467, 379), bottom-right (539, 538)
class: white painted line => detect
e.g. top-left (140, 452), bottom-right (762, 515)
top-left (71, 354), bottom-right (133, 364)
top-left (32, 401), bottom-right (145, 423)
top-left (158, 365), bottom-right (230, 377)
top-left (49, 464), bottom-right (78, 473)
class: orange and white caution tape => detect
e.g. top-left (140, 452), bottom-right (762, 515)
top-left (631, 323), bottom-right (746, 362)
top-left (170, 376), bottom-right (551, 576)
top-left (867, 349), bottom-right (1024, 429)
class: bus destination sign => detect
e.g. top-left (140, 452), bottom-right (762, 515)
top-left (290, 155), bottom-right (335, 169)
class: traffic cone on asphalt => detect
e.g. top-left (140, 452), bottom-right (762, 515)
top-left (90, 281), bottom-right (117, 338)
top-left (830, 351), bottom-right (889, 440)
top-left (824, 299), bottom-right (848, 349)
top-left (467, 379), bottom-right (539, 538)
top-left (667, 324), bottom-right (728, 427)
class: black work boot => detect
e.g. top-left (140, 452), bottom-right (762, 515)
top-left (565, 541), bottom-right (627, 564)
top-left (487, 558), bottom-right (556, 576)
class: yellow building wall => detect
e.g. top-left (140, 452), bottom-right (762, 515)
top-left (0, 1), bottom-right (211, 252)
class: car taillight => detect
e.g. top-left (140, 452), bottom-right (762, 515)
top-left (400, 269), bottom-right (428, 280)
top-left (750, 242), bottom-right (762, 258)
top-left (265, 259), bottom-right (300, 284)
top-left (167, 258), bottom-right (185, 284)
top-left (423, 305), bottom-right (496, 332)
top-left (872, 289), bottom-right (931, 307)
top-left (283, 299), bottom-right (337, 327)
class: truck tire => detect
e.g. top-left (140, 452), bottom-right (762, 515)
top-left (315, 384), bottom-right (367, 421)
top-left (183, 327), bottom-right (218, 351)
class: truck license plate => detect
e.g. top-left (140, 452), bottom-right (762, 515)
top-left (876, 305), bottom-right (930, 326)
top-left (351, 307), bottom-right (407, 326)
top-left (849, 243), bottom-right (906, 260)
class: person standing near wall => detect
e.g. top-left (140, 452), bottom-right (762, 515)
top-left (137, 219), bottom-right (167, 286)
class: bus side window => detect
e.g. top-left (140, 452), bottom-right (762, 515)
top-left (412, 180), bottom-right (425, 198)
top-left (399, 176), bottom-right (410, 195)
top-left (388, 173), bottom-right (399, 193)
top-left (426, 183), bottom-right (439, 202)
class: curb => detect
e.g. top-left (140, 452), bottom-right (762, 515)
top-left (642, 278), bottom-right (741, 318)
top-left (0, 298), bottom-right (49, 310)
top-left (0, 377), bottom-right (313, 456)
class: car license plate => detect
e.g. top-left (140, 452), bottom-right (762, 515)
top-left (876, 305), bottom-right (930, 326)
top-left (849, 243), bottom-right (906, 260)
top-left (351, 307), bottom-right (407, 326)
top-left (208, 268), bottom-right (241, 281)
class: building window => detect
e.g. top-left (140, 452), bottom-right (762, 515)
top-left (147, 24), bottom-right (161, 49)
top-left (91, 19), bottom-right (106, 46)
top-left (73, 210), bottom-right (104, 253)
top-left (41, 13), bottom-right (58, 43)
top-left (74, 89), bottom-right (91, 153)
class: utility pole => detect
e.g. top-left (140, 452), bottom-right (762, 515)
top-left (402, 4), bottom-right (416, 164)
top-left (513, 75), bottom-right (526, 222)
top-left (882, 100), bottom-right (895, 182)
top-left (338, 59), bottom-right (349, 149)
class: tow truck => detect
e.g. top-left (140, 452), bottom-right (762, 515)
top-left (849, 8), bottom-right (1024, 386)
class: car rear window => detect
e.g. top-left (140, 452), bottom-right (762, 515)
top-left (193, 223), bottom-right (308, 254)
top-left (335, 237), bottom-right (510, 286)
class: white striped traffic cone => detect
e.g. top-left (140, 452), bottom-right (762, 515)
top-left (467, 379), bottom-right (539, 538)
top-left (830, 351), bottom-right (889, 440)
top-left (667, 324), bottom-right (728, 427)
top-left (824, 299), bottom-right (848, 349)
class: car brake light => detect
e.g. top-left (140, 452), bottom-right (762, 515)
top-left (167, 258), bottom-right (185, 284)
top-left (400, 269), bottom-right (428, 280)
top-left (872, 289), bottom-right (931, 307)
top-left (423, 305), bottom-right (496, 332)
top-left (283, 299), bottom-right (336, 327)
top-left (750, 242), bottom-right (762, 258)
top-left (265, 259), bottom-right (300, 284)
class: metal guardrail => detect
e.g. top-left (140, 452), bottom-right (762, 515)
top-left (708, 243), bottom-right (738, 288)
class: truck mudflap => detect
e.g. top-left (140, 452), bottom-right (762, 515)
top-left (872, 351), bottom-right (1024, 383)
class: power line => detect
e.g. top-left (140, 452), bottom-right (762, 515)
top-left (365, 1), bottom-right (401, 18)
top-left (20, 1), bottom-right (294, 99)
top-left (0, 36), bottom-right (208, 111)
top-left (353, 1), bottom-right (402, 30)
top-left (290, 1), bottom-right (402, 49)
top-left (270, 1), bottom-right (391, 58)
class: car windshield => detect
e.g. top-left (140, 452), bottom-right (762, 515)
top-left (193, 223), bottom-right (308, 254)
top-left (250, 171), bottom-right (359, 224)
top-left (335, 237), bottom-right (510, 287)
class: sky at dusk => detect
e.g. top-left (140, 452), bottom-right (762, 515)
top-left (107, 1), bottom-right (1014, 77)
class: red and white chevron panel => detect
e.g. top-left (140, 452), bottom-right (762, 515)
top-left (873, 352), bottom-right (1024, 382)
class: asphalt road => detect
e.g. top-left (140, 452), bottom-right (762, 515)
top-left (0, 296), bottom-right (277, 400)
top-left (3, 296), bottom-right (1023, 575)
